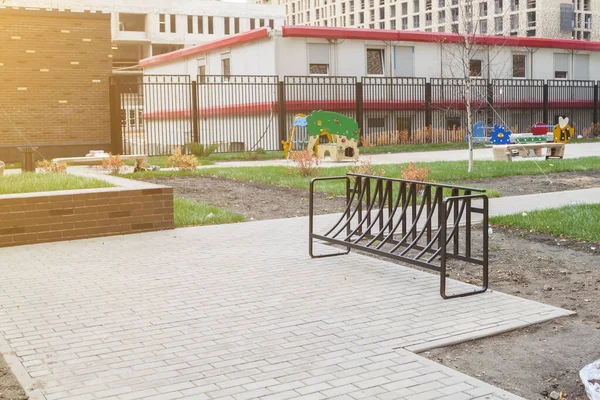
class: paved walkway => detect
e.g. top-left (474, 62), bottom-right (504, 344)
top-left (0, 216), bottom-right (573, 400)
top-left (206, 141), bottom-right (600, 169)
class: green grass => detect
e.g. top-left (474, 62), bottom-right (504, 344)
top-left (174, 197), bottom-right (245, 227)
top-left (360, 142), bottom-right (469, 154)
top-left (490, 204), bottom-right (600, 243)
top-left (0, 172), bottom-right (112, 195)
top-left (124, 157), bottom-right (600, 198)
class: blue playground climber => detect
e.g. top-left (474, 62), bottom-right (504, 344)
top-left (490, 124), bottom-right (512, 145)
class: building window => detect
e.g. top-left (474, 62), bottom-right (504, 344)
top-left (527, 0), bottom-right (535, 8)
top-left (554, 53), bottom-right (569, 79)
top-left (402, 17), bottom-right (408, 29)
top-left (574, 54), bottom-right (589, 79)
top-left (495, 16), bottom-right (503, 32)
top-left (234, 17), bottom-right (240, 33)
top-left (224, 17), bottom-right (230, 34)
top-left (510, 13), bottom-right (519, 30)
top-left (511, 0), bottom-right (519, 10)
top-left (380, 7), bottom-right (385, 19)
top-left (222, 56), bottom-right (231, 78)
top-left (119, 13), bottom-right (146, 32)
top-left (479, 1), bottom-right (488, 16)
top-left (512, 54), bottom-right (526, 77)
top-left (359, 12), bottom-right (364, 23)
top-left (269, 19), bottom-right (274, 28)
top-left (159, 14), bottom-right (166, 33)
top-left (390, 5), bottom-right (396, 17)
top-left (480, 19), bottom-right (488, 33)
top-left (198, 60), bottom-right (206, 84)
top-left (439, 0), bottom-right (445, 7)
top-left (187, 16), bottom-right (193, 34)
top-left (527, 11), bottom-right (536, 27)
top-left (469, 59), bottom-right (482, 76)
top-left (390, 19), bottom-right (396, 29)
top-left (495, 0), bottom-right (502, 13)
top-left (308, 43), bottom-right (330, 75)
top-left (198, 16), bottom-right (204, 33)
top-left (170, 14), bottom-right (176, 33)
top-left (401, 2), bottom-right (408, 15)
top-left (438, 10), bottom-right (445, 23)
top-left (366, 48), bottom-right (384, 75)
top-left (413, 0), bottom-right (420, 12)
top-left (250, 18), bottom-right (255, 29)
top-left (413, 15), bottom-right (420, 27)
top-left (208, 16), bottom-right (214, 34)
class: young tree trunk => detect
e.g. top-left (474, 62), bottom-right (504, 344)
top-left (465, 77), bottom-right (474, 173)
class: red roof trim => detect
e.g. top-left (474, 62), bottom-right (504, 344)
top-left (282, 26), bottom-right (600, 52)
top-left (139, 27), bottom-right (271, 68)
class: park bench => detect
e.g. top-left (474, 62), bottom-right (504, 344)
top-left (53, 154), bottom-right (149, 170)
top-left (309, 174), bottom-right (489, 299)
top-left (492, 143), bottom-right (565, 161)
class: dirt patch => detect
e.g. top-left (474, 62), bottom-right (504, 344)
top-left (0, 354), bottom-right (27, 399)
top-left (142, 176), bottom-right (348, 221)
top-left (455, 170), bottom-right (600, 197)
top-left (425, 227), bottom-right (600, 400)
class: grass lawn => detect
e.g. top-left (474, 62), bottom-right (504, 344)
top-left (0, 173), bottom-right (112, 195)
top-left (490, 204), bottom-right (600, 243)
top-left (125, 157), bottom-right (600, 198)
top-left (174, 197), bottom-right (245, 227)
top-left (360, 142), bottom-right (468, 154)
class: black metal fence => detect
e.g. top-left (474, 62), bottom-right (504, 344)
top-left (109, 75), bottom-right (600, 156)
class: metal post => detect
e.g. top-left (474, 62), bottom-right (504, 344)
top-left (191, 80), bottom-right (199, 143)
top-left (425, 82), bottom-right (432, 127)
top-left (594, 83), bottom-right (599, 124)
top-left (486, 81), bottom-right (494, 125)
top-left (277, 80), bottom-right (287, 146)
top-left (355, 81), bottom-right (364, 139)
top-left (109, 78), bottom-right (123, 155)
top-left (543, 82), bottom-right (549, 123)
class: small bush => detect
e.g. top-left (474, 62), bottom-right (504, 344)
top-left (166, 147), bottom-right (199, 171)
top-left (247, 151), bottom-right (259, 161)
top-left (288, 150), bottom-right (321, 177)
top-left (359, 136), bottom-right (373, 147)
top-left (186, 142), bottom-right (218, 157)
top-left (254, 147), bottom-right (266, 155)
top-left (36, 159), bottom-right (67, 173)
top-left (101, 154), bottom-right (125, 174)
top-left (347, 158), bottom-right (385, 179)
top-left (400, 162), bottom-right (434, 190)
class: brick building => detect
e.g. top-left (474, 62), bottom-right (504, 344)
top-left (0, 8), bottom-right (112, 161)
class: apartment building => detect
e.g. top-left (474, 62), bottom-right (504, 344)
top-left (279, 0), bottom-right (599, 41)
top-left (4, 0), bottom-right (286, 72)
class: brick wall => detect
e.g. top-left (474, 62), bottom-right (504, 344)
top-left (0, 9), bottom-right (112, 162)
top-left (0, 186), bottom-right (174, 248)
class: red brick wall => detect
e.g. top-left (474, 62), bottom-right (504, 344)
top-left (0, 187), bottom-right (174, 248)
top-left (0, 9), bottom-right (112, 161)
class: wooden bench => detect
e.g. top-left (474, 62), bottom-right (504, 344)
top-left (53, 154), bottom-right (149, 169)
top-left (492, 143), bottom-right (565, 161)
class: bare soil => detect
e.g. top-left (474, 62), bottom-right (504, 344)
top-left (455, 170), bottom-right (600, 196)
top-left (0, 355), bottom-right (27, 399)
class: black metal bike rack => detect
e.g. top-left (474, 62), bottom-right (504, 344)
top-left (309, 173), bottom-right (489, 299)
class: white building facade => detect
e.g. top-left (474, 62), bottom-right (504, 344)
top-left (4, 0), bottom-right (286, 71)
top-left (278, 0), bottom-right (599, 41)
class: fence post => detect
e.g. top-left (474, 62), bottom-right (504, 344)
top-left (191, 80), bottom-right (199, 143)
top-left (543, 82), bottom-right (549, 123)
top-left (486, 81), bottom-right (494, 124)
top-left (356, 80), bottom-right (364, 138)
top-left (425, 81), bottom-right (432, 127)
top-left (109, 78), bottom-right (123, 155)
top-left (594, 83), bottom-right (599, 124)
top-left (277, 80), bottom-right (287, 146)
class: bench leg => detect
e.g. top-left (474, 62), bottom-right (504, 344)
top-left (492, 146), bottom-right (511, 161)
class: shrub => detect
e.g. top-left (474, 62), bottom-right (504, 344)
top-left (347, 158), bottom-right (385, 179)
top-left (166, 147), bottom-right (199, 171)
top-left (101, 154), bottom-right (125, 174)
top-left (359, 136), bottom-right (373, 147)
top-left (36, 159), bottom-right (67, 173)
top-left (186, 142), bottom-right (218, 157)
top-left (400, 162), bottom-right (433, 190)
top-left (288, 150), bottom-right (321, 177)
top-left (254, 147), bottom-right (266, 155)
top-left (247, 151), bottom-right (259, 161)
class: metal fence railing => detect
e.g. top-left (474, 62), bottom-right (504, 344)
top-left (109, 76), bottom-right (600, 156)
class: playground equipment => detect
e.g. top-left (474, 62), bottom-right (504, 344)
top-left (283, 111), bottom-right (360, 161)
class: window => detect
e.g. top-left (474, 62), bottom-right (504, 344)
top-left (510, 13), bottom-right (519, 30)
top-left (512, 54), bottom-right (526, 77)
top-left (368, 117), bottom-right (385, 128)
top-left (527, 0), bottom-right (535, 8)
top-left (198, 60), bottom-right (206, 84)
top-left (198, 16), bottom-right (204, 33)
top-left (511, 0), bottom-right (519, 10)
top-left (379, 21), bottom-right (385, 28)
top-left (495, 16), bottom-right (503, 32)
top-left (359, 12), bottom-right (364, 23)
top-left (119, 13), bottom-right (146, 32)
top-left (413, 15), bottom-right (420, 27)
top-left (425, 12), bottom-right (432, 25)
top-left (208, 16), bottom-right (214, 34)
top-left (451, 8), bottom-right (459, 21)
top-left (402, 17), bottom-right (408, 29)
top-left (401, 2), bottom-right (408, 15)
top-left (380, 7), bottom-right (385, 19)
top-left (188, 16), bottom-right (193, 33)
top-left (370, 9), bottom-right (374, 22)
top-left (480, 19), bottom-right (487, 33)
top-left (159, 14), bottom-right (166, 33)
top-left (438, 10), bottom-right (445, 23)
top-left (527, 11), bottom-right (536, 27)
top-left (495, 0), bottom-right (502, 13)
top-left (170, 14), bottom-right (176, 33)
top-left (394, 46), bottom-right (414, 77)
top-left (390, 19), bottom-right (396, 29)
top-left (222, 56), bottom-right (231, 78)
top-left (390, 5), bottom-right (396, 17)
top-left (438, 25), bottom-right (445, 32)
top-left (479, 1), bottom-right (488, 16)
top-left (233, 18), bottom-right (239, 33)
top-left (554, 53), bottom-right (569, 79)
top-left (308, 43), bottom-right (330, 75)
top-left (224, 17), bottom-right (230, 34)
top-left (269, 19), bottom-right (274, 28)
top-left (574, 54), bottom-right (589, 79)
top-left (249, 19), bottom-right (255, 30)
top-left (413, 0), bottom-right (420, 12)
top-left (469, 59), bottom-right (482, 76)
top-left (439, 0), bottom-right (445, 6)
top-left (367, 48), bottom-right (385, 75)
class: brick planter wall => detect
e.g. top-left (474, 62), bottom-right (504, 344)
top-left (0, 183), bottom-right (174, 248)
